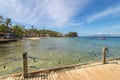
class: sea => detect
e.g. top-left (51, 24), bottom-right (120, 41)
top-left (0, 37), bottom-right (120, 75)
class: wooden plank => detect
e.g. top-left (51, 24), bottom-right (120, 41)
top-left (36, 72), bottom-right (40, 80)
top-left (54, 72), bottom-right (58, 80)
top-left (59, 71), bottom-right (66, 80)
top-left (74, 69), bottom-right (88, 80)
top-left (65, 70), bottom-right (75, 80)
top-left (6, 76), bottom-right (13, 80)
top-left (68, 69), bottom-right (79, 80)
top-left (19, 74), bottom-right (24, 80)
top-left (71, 69), bottom-right (85, 80)
top-left (70, 69), bottom-right (82, 80)
top-left (84, 67), bottom-right (101, 80)
top-left (51, 71), bottom-right (56, 80)
top-left (48, 71), bottom-right (53, 80)
top-left (55, 71), bottom-right (61, 80)
top-left (11, 76), bottom-right (15, 80)
top-left (6, 77), bottom-right (11, 80)
top-left (79, 68), bottom-right (94, 80)
top-left (60, 70), bottom-right (68, 80)
top-left (101, 64), bottom-right (120, 80)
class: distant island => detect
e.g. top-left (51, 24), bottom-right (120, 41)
top-left (0, 15), bottom-right (78, 42)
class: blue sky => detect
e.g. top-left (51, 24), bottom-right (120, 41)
top-left (0, 0), bottom-right (120, 36)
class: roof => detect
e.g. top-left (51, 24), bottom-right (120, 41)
top-left (0, 32), bottom-right (4, 36)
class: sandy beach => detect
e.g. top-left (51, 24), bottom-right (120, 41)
top-left (26, 37), bottom-right (40, 40)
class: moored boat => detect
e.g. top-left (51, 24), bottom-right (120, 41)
top-left (88, 36), bottom-right (94, 39)
top-left (99, 37), bottom-right (106, 40)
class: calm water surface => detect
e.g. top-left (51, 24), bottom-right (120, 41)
top-left (0, 37), bottom-right (120, 75)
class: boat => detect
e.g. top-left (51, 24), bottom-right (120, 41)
top-left (99, 37), bottom-right (106, 40)
top-left (88, 36), bottom-right (93, 39)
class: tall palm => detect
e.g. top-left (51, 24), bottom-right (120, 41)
top-left (0, 15), bottom-right (3, 24)
top-left (4, 18), bottom-right (12, 32)
top-left (30, 25), bottom-right (35, 37)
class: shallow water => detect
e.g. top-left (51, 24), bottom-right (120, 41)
top-left (0, 37), bottom-right (120, 75)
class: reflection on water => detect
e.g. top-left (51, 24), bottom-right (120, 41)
top-left (0, 37), bottom-right (120, 76)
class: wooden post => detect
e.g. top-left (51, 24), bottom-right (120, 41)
top-left (23, 52), bottom-right (28, 78)
top-left (102, 47), bottom-right (108, 64)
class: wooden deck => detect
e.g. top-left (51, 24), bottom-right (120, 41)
top-left (0, 39), bottom-right (17, 43)
top-left (0, 60), bottom-right (120, 80)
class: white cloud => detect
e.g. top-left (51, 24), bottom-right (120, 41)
top-left (65, 22), bottom-right (84, 27)
top-left (0, 0), bottom-right (90, 28)
top-left (87, 5), bottom-right (120, 23)
top-left (94, 25), bottom-right (120, 36)
top-left (96, 32), bottom-right (104, 35)
top-left (95, 32), bottom-right (120, 36)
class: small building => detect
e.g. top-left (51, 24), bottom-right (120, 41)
top-left (5, 32), bottom-right (12, 39)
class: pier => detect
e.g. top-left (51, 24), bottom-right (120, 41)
top-left (0, 47), bottom-right (120, 80)
top-left (0, 39), bottom-right (17, 43)
top-left (0, 59), bottom-right (120, 80)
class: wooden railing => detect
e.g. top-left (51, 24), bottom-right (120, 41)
top-left (22, 47), bottom-right (109, 78)
top-left (102, 47), bottom-right (108, 64)
top-left (23, 52), bottom-right (28, 78)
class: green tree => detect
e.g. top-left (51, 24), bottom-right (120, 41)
top-left (0, 16), bottom-right (6, 32)
top-left (11, 25), bottom-right (25, 37)
top-left (67, 32), bottom-right (78, 37)
top-left (0, 24), bottom-right (7, 32)
top-left (25, 25), bottom-right (39, 37)
top-left (38, 29), bottom-right (62, 37)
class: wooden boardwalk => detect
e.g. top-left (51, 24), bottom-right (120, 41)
top-left (0, 60), bottom-right (120, 80)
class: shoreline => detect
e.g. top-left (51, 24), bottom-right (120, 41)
top-left (26, 37), bottom-right (40, 40)
top-left (0, 37), bottom-right (41, 43)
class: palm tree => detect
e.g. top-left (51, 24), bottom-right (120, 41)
top-left (0, 16), bottom-right (7, 34)
top-left (30, 25), bottom-right (36, 37)
top-left (0, 15), bottom-right (3, 24)
top-left (4, 18), bottom-right (12, 32)
top-left (4, 18), bottom-right (12, 26)
top-left (12, 25), bottom-right (25, 37)
top-left (31, 25), bottom-right (34, 29)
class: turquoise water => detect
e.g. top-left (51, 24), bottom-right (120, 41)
top-left (0, 37), bottom-right (120, 75)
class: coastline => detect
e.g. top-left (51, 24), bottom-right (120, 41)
top-left (0, 37), bottom-right (41, 43)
